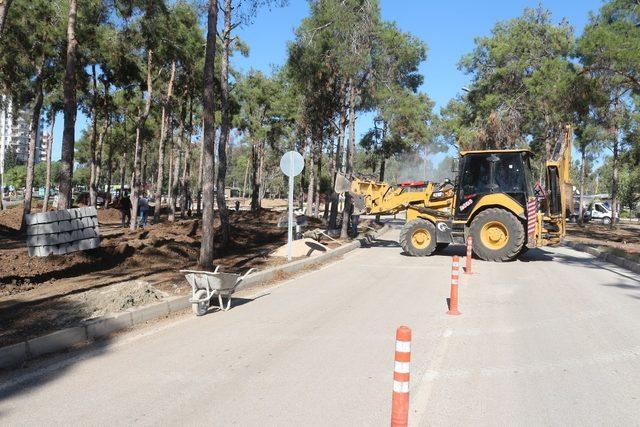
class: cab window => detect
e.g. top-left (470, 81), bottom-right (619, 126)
top-left (494, 154), bottom-right (525, 193)
top-left (460, 155), bottom-right (490, 195)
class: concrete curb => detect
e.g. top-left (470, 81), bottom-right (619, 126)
top-left (235, 224), bottom-right (389, 293)
top-left (0, 225), bottom-right (390, 370)
top-left (563, 240), bottom-right (640, 274)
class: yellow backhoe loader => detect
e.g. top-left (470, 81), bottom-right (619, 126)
top-left (336, 126), bottom-right (573, 262)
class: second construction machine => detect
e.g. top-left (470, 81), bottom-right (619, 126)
top-left (336, 127), bottom-right (572, 262)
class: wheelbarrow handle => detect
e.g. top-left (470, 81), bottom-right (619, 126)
top-left (242, 268), bottom-right (258, 279)
top-left (180, 265), bottom-right (220, 275)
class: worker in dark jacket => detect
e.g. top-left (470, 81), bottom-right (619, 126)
top-left (120, 192), bottom-right (132, 228)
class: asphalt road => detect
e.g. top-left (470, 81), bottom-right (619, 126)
top-left (2, 222), bottom-right (640, 425)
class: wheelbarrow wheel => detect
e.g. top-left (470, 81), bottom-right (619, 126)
top-left (192, 289), bottom-right (209, 316)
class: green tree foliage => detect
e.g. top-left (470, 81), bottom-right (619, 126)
top-left (4, 165), bottom-right (26, 188)
top-left (236, 70), bottom-right (297, 211)
top-left (360, 22), bottom-right (439, 180)
top-left (578, 0), bottom-right (640, 224)
top-left (443, 7), bottom-right (579, 155)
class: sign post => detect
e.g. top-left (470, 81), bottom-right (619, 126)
top-left (280, 151), bottom-right (304, 261)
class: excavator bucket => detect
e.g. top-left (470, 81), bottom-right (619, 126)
top-left (334, 172), bottom-right (352, 194)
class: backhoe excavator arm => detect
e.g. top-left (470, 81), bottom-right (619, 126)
top-left (540, 125), bottom-right (572, 243)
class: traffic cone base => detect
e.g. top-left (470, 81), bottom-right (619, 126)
top-left (465, 236), bottom-right (473, 275)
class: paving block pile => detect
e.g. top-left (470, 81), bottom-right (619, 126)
top-left (25, 207), bottom-right (101, 257)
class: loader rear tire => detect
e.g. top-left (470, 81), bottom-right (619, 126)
top-left (400, 219), bottom-right (437, 257)
top-left (470, 208), bottom-right (524, 262)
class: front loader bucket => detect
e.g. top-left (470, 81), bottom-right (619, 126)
top-left (334, 172), bottom-right (351, 194)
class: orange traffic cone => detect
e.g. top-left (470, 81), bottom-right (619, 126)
top-left (391, 326), bottom-right (411, 427)
top-left (465, 236), bottom-right (473, 274)
top-left (447, 256), bottom-right (461, 315)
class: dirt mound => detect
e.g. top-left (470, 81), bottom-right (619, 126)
top-left (566, 222), bottom-right (640, 262)
top-left (270, 238), bottom-right (329, 258)
top-left (0, 207), bottom-right (322, 294)
top-left (73, 280), bottom-right (166, 319)
top-left (0, 205), bottom-right (23, 234)
top-left (0, 206), bottom-right (357, 346)
top-left (0, 279), bottom-right (167, 346)
top-left (96, 207), bottom-right (124, 224)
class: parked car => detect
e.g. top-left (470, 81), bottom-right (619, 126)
top-left (38, 187), bottom-right (58, 198)
top-left (75, 191), bottom-right (108, 207)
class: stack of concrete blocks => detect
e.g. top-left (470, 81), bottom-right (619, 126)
top-left (25, 207), bottom-right (101, 257)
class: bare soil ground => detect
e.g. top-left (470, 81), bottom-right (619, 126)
top-left (0, 204), bottom-right (371, 346)
top-left (565, 222), bottom-right (640, 263)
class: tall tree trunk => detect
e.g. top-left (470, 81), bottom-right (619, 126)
top-left (153, 60), bottom-right (176, 224)
top-left (89, 65), bottom-right (99, 207)
top-left (0, 108), bottom-right (4, 211)
top-left (181, 94), bottom-right (193, 218)
top-left (119, 151), bottom-right (127, 194)
top-left (610, 93), bottom-right (620, 229)
top-left (217, 0), bottom-right (232, 246)
top-left (0, 0), bottom-right (13, 35)
top-left (167, 141), bottom-right (173, 211)
top-left (95, 119), bottom-right (109, 202)
top-left (119, 114), bottom-right (128, 193)
top-left (329, 97), bottom-right (347, 228)
top-left (197, 120), bottom-right (204, 216)
top-left (298, 136), bottom-right (306, 210)
top-left (169, 101), bottom-right (186, 222)
top-left (258, 142), bottom-right (265, 204)
top-left (168, 140), bottom-right (181, 221)
top-left (58, 0), bottom-right (78, 210)
top-left (22, 66), bottom-right (45, 228)
top-left (42, 110), bottom-right (56, 213)
top-left (241, 156), bottom-right (249, 204)
top-left (105, 143), bottom-right (113, 210)
top-left (578, 145), bottom-right (586, 225)
top-left (142, 146), bottom-right (148, 190)
top-left (324, 140), bottom-right (334, 219)
top-left (611, 127), bottom-right (619, 229)
top-left (250, 140), bottom-right (262, 212)
top-left (131, 50), bottom-right (154, 231)
top-left (340, 83), bottom-right (356, 239)
top-left (199, 0), bottom-right (218, 267)
top-left (306, 136), bottom-right (315, 216)
top-left (313, 139), bottom-right (321, 218)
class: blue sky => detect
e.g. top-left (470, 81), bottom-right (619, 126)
top-left (51, 0), bottom-right (604, 162)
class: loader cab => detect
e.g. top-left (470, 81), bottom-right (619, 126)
top-left (455, 150), bottom-right (534, 220)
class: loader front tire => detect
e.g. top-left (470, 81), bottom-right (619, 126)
top-left (470, 208), bottom-right (524, 262)
top-left (400, 219), bottom-right (437, 257)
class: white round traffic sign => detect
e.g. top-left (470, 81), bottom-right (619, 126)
top-left (280, 151), bottom-right (304, 177)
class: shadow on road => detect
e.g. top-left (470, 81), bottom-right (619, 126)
top-left (199, 293), bottom-right (270, 316)
top-left (518, 248), bottom-right (555, 262)
top-left (360, 238), bottom-right (400, 249)
top-left (550, 251), bottom-right (640, 284)
top-left (0, 320), bottom-right (113, 406)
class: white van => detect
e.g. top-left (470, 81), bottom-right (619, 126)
top-left (585, 202), bottom-right (615, 225)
